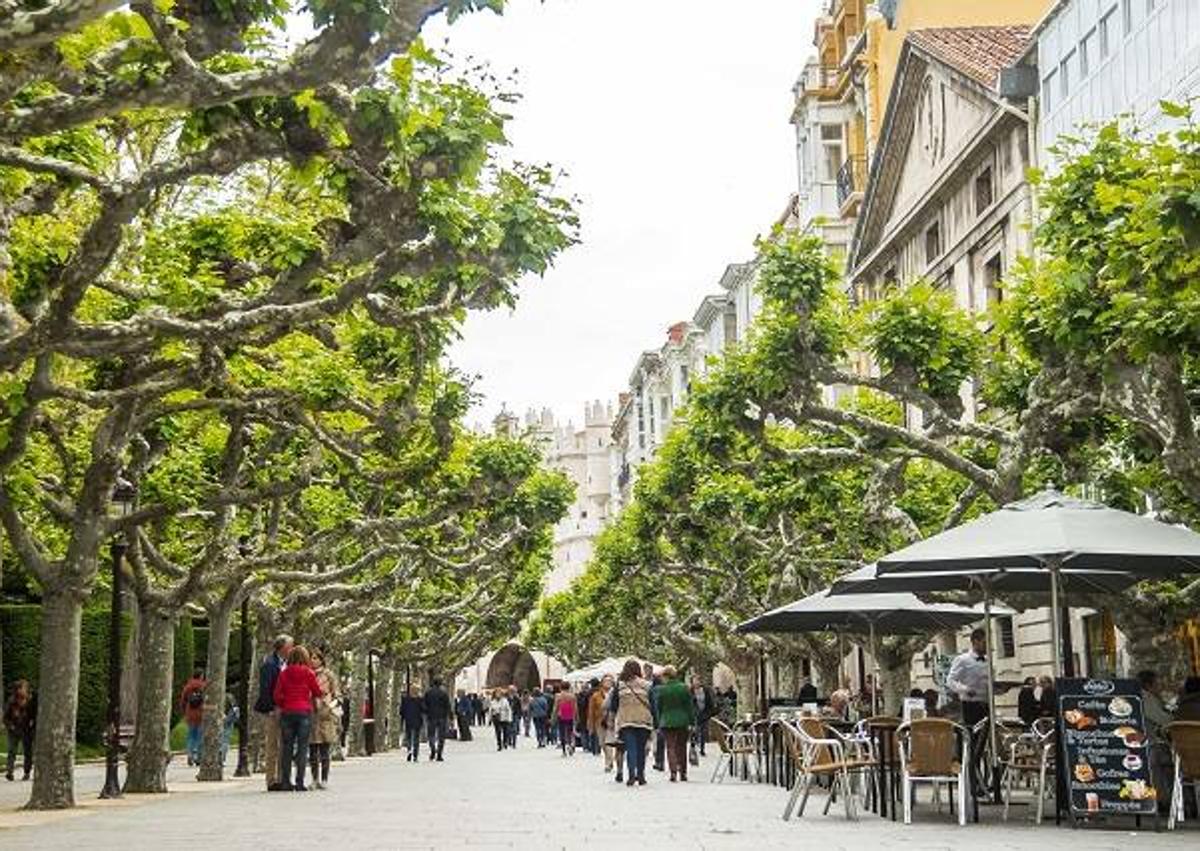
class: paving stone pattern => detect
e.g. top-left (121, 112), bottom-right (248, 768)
top-left (0, 729), bottom-right (1195, 849)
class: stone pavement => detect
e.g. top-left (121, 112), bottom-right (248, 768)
top-left (0, 730), bottom-right (1195, 850)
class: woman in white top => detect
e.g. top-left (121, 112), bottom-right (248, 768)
top-left (489, 690), bottom-right (513, 751)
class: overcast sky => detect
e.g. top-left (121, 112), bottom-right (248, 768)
top-left (425, 0), bottom-right (818, 429)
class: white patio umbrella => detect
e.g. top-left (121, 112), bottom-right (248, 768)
top-left (875, 489), bottom-right (1200, 675)
top-left (737, 587), bottom-right (1000, 714)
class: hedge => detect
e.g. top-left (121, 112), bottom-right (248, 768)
top-left (1, 605), bottom-right (194, 746)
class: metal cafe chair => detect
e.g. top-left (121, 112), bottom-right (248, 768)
top-left (898, 718), bottom-right (970, 826)
top-left (709, 718), bottom-right (759, 783)
top-left (1002, 717), bottom-right (1056, 824)
top-left (1166, 721), bottom-right (1200, 830)
top-left (781, 717), bottom-right (868, 821)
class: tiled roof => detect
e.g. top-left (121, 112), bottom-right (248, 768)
top-left (906, 26), bottom-right (1033, 90)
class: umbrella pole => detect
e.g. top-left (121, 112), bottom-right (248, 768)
top-left (983, 581), bottom-right (1001, 804)
top-left (869, 619), bottom-right (879, 717)
top-left (1048, 559), bottom-right (1063, 677)
top-left (837, 628), bottom-right (846, 692)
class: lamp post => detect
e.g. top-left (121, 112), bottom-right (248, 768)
top-left (234, 595), bottom-right (251, 777)
top-left (100, 476), bottom-right (136, 799)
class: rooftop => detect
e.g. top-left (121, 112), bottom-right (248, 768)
top-left (906, 25), bottom-right (1032, 90)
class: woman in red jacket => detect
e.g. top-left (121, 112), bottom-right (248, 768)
top-left (272, 645), bottom-right (322, 791)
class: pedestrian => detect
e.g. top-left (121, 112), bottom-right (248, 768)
top-left (179, 667), bottom-right (207, 767)
top-left (254, 633), bottom-right (293, 791)
top-left (1017, 676), bottom-right (1038, 725)
top-left (575, 680), bottom-right (593, 753)
top-left (399, 684), bottom-right (424, 761)
top-left (546, 684), bottom-right (559, 746)
top-left (1176, 676), bottom-right (1200, 722)
top-left (1036, 675), bottom-right (1056, 718)
top-left (797, 677), bottom-right (818, 704)
top-left (455, 690), bottom-right (474, 742)
top-left (650, 672), bottom-right (666, 772)
top-left (308, 649), bottom-right (340, 789)
top-left (506, 685), bottom-right (521, 748)
top-left (529, 687), bottom-right (549, 747)
top-left (656, 666), bottom-right (695, 782)
top-left (272, 644), bottom-right (322, 791)
top-left (489, 689), bottom-right (512, 750)
top-left (690, 674), bottom-right (716, 757)
top-left (221, 693), bottom-right (239, 766)
top-left (520, 690), bottom-right (532, 737)
top-left (587, 677), bottom-right (606, 756)
top-left (554, 682), bottom-right (576, 755)
top-left (613, 659), bottom-right (654, 786)
top-left (946, 627), bottom-right (989, 795)
top-left (599, 675), bottom-right (623, 778)
top-left (423, 677), bottom-right (451, 762)
top-left (3, 679), bottom-right (35, 782)
top-left (474, 693), bottom-right (486, 727)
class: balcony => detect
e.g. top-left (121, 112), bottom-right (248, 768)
top-left (797, 64), bottom-right (839, 97)
top-left (835, 154), bottom-right (868, 213)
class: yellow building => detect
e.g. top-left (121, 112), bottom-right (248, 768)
top-left (793, 1), bottom-right (1054, 236)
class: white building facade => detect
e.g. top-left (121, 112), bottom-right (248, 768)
top-left (1036, 0), bottom-right (1200, 172)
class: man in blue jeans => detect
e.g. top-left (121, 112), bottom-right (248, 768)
top-left (399, 684), bottom-right (424, 761)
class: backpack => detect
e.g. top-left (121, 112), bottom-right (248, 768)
top-left (187, 689), bottom-right (205, 709)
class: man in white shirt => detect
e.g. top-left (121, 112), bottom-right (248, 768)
top-left (946, 627), bottom-right (990, 797)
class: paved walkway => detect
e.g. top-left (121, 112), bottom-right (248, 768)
top-left (0, 729), bottom-right (1195, 849)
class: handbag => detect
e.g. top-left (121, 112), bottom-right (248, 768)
top-left (688, 739), bottom-right (700, 766)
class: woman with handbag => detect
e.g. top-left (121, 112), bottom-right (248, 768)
top-left (308, 650), bottom-right (341, 789)
top-left (612, 659), bottom-right (654, 786)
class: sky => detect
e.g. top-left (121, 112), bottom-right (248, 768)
top-left (423, 0), bottom-right (819, 429)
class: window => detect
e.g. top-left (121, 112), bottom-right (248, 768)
top-left (820, 123), bottom-right (844, 182)
top-left (924, 221), bottom-right (941, 265)
top-left (997, 616), bottom-right (1016, 658)
top-left (680, 365), bottom-right (689, 391)
top-left (1079, 29), bottom-right (1094, 77)
top-left (984, 254), bottom-right (1003, 308)
top-left (1122, 0), bottom-right (1133, 33)
top-left (636, 400), bottom-right (645, 449)
top-left (1059, 53), bottom-right (1072, 100)
top-left (1042, 70), bottom-right (1056, 113)
top-left (974, 166), bottom-right (994, 215)
top-left (1099, 10), bottom-right (1113, 58)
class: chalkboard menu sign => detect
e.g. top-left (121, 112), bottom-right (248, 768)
top-left (1057, 678), bottom-right (1157, 820)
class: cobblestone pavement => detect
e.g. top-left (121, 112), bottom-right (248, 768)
top-left (1, 729), bottom-right (1195, 850)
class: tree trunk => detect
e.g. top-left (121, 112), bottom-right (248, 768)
top-left (1113, 603), bottom-right (1193, 691)
top-left (124, 606), bottom-right (176, 793)
top-left (197, 602), bottom-right (233, 781)
top-left (879, 657), bottom-right (913, 716)
top-left (375, 661), bottom-right (392, 752)
top-left (27, 587), bottom-right (84, 810)
top-left (388, 666), bottom-right (403, 749)
top-left (347, 649), bottom-right (367, 757)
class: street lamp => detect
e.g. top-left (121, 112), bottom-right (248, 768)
top-left (100, 475), bottom-right (136, 799)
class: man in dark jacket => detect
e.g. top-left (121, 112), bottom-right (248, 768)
top-left (254, 634), bottom-right (292, 790)
top-left (690, 675), bottom-right (717, 756)
top-left (455, 690), bottom-right (474, 742)
top-left (399, 685), bottom-right (425, 761)
top-left (422, 678), bottom-right (451, 761)
top-left (575, 682), bottom-right (592, 752)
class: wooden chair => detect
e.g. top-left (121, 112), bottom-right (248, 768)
top-left (709, 718), bottom-right (759, 783)
top-left (781, 717), bottom-right (863, 821)
top-left (1002, 717), bottom-right (1055, 824)
top-left (1166, 721), bottom-right (1200, 830)
top-left (857, 715), bottom-right (900, 812)
top-left (898, 718), bottom-right (969, 826)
